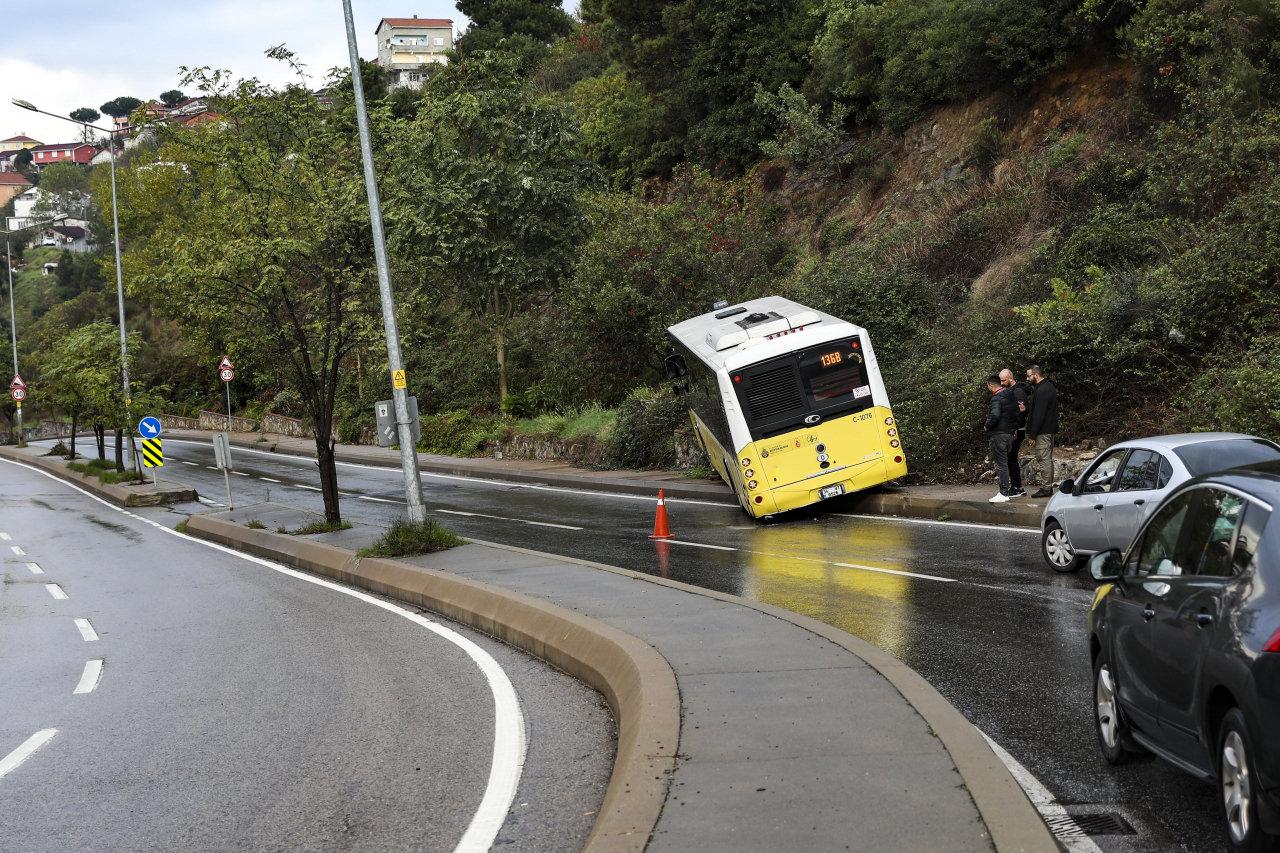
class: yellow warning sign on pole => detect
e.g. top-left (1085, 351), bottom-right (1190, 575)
top-left (141, 438), bottom-right (164, 468)
top-left (392, 369), bottom-right (407, 390)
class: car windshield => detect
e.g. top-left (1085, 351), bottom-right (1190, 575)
top-left (1174, 438), bottom-right (1280, 476)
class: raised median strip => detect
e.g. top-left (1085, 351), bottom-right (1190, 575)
top-left (0, 445), bottom-right (197, 507)
top-left (185, 505), bottom-right (1056, 851)
top-left (184, 511), bottom-right (678, 853)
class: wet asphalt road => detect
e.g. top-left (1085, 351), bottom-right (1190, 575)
top-left (108, 437), bottom-right (1229, 851)
top-left (0, 459), bottom-right (613, 851)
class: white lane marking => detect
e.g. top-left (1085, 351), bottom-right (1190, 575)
top-left (26, 562), bottom-right (43, 575)
top-left (438, 509), bottom-right (584, 532)
top-left (73, 618), bottom-right (98, 642)
top-left (979, 730), bottom-right (1103, 852)
top-left (165, 438), bottom-right (736, 508)
top-left (205, 466), bottom-right (219, 470)
top-left (10, 545), bottom-right (25, 556)
top-left (2, 457), bottom-right (527, 851)
top-left (834, 561), bottom-right (957, 584)
top-left (832, 512), bottom-right (1040, 535)
top-left (295, 485), bottom-right (322, 492)
top-left (0, 532), bottom-right (10, 541)
top-left (0, 729), bottom-right (58, 780)
top-left (74, 659), bottom-right (104, 695)
top-left (44, 583), bottom-right (68, 600)
top-left (259, 477), bottom-right (281, 483)
top-left (197, 497), bottom-right (225, 507)
top-left (665, 539), bottom-right (737, 551)
top-left (181, 461), bottom-right (198, 466)
top-left (358, 495), bottom-right (399, 503)
top-left (232, 471), bottom-right (249, 477)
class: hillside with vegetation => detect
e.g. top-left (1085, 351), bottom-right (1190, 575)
top-left (8, 0), bottom-right (1280, 492)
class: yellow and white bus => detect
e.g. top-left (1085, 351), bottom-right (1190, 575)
top-left (667, 296), bottom-right (906, 518)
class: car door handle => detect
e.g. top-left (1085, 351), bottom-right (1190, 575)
top-left (1143, 606), bottom-right (1155, 621)
top-left (1195, 612), bottom-right (1214, 627)
top-left (1133, 499), bottom-right (1146, 506)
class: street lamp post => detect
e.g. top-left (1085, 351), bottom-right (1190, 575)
top-left (338, 0), bottom-right (427, 522)
top-left (4, 215), bottom-right (68, 445)
top-left (12, 99), bottom-right (139, 472)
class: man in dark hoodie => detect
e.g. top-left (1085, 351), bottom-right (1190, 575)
top-left (984, 374), bottom-right (1019, 503)
top-left (1025, 365), bottom-right (1060, 497)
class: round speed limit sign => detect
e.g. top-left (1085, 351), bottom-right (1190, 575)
top-left (220, 368), bottom-right (235, 382)
top-left (10, 387), bottom-right (25, 402)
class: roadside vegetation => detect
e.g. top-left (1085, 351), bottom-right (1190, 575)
top-left (356, 518), bottom-right (465, 558)
top-left (66, 457), bottom-right (145, 485)
top-left (6, 0), bottom-right (1278, 493)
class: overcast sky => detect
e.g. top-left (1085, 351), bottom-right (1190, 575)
top-left (1, 1), bottom-right (474, 145)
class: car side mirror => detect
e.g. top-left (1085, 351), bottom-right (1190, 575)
top-left (663, 354), bottom-right (689, 380)
top-left (1059, 478), bottom-right (1075, 495)
top-left (1088, 549), bottom-right (1124, 582)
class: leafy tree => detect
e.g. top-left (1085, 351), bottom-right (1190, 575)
top-left (39, 321), bottom-right (141, 465)
top-left (159, 89), bottom-right (186, 108)
top-left (99, 96), bottom-right (142, 119)
top-left (30, 162), bottom-right (90, 224)
top-left (13, 149), bottom-right (33, 177)
top-left (113, 54), bottom-right (384, 523)
top-left (384, 52), bottom-right (593, 402)
top-left (457, 0), bottom-right (573, 55)
top-left (70, 107), bottom-right (102, 142)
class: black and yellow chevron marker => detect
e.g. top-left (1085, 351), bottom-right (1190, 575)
top-left (140, 438), bottom-right (164, 469)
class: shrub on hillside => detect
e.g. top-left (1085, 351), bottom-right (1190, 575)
top-left (607, 386), bottom-right (688, 469)
top-left (417, 410), bottom-right (503, 456)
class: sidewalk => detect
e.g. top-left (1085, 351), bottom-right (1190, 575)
top-left (166, 429), bottom-right (1046, 528)
top-left (188, 503), bottom-right (1055, 851)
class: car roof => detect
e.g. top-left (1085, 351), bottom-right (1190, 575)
top-left (1110, 432), bottom-right (1262, 452)
top-left (1195, 460), bottom-right (1280, 504)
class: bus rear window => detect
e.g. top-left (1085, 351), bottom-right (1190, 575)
top-left (799, 339), bottom-right (871, 407)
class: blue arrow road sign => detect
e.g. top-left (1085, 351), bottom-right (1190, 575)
top-left (138, 416), bottom-right (163, 438)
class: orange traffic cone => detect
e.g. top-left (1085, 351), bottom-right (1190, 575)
top-left (650, 489), bottom-right (673, 539)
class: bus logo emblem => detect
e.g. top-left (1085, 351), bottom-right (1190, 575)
top-left (804, 414), bottom-right (821, 425)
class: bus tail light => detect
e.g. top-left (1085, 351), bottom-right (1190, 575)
top-left (741, 458), bottom-right (750, 467)
top-left (894, 455), bottom-right (903, 464)
top-left (887, 428), bottom-right (897, 437)
top-left (884, 417), bottom-right (894, 425)
top-left (889, 440), bottom-right (900, 448)
top-left (745, 469), bottom-right (755, 478)
top-left (1264, 626), bottom-right (1280, 654)
top-left (748, 480), bottom-right (758, 490)
top-left (754, 495), bottom-right (764, 504)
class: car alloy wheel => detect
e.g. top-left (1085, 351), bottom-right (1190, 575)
top-left (1042, 522), bottom-right (1079, 572)
top-left (1222, 729), bottom-right (1253, 845)
top-left (1096, 663), bottom-right (1120, 751)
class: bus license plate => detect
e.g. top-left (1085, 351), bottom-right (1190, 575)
top-left (820, 484), bottom-right (845, 500)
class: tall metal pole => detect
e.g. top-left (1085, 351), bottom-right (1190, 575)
top-left (339, 0), bottom-right (426, 522)
top-left (104, 137), bottom-right (140, 475)
top-left (4, 235), bottom-right (21, 444)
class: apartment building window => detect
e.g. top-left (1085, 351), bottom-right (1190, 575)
top-left (434, 37), bottom-right (444, 46)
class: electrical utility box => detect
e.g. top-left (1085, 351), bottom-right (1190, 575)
top-left (213, 432), bottom-right (234, 470)
top-left (375, 396), bottom-right (421, 448)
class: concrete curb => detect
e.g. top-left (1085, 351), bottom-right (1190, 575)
top-left (0, 446), bottom-right (198, 507)
top-left (167, 429), bottom-right (1041, 528)
top-left (184, 514), bottom-right (678, 853)
top-left (467, 536), bottom-right (1060, 853)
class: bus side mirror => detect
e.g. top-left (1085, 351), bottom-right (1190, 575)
top-left (664, 354), bottom-right (688, 380)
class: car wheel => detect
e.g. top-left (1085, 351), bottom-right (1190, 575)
top-left (1094, 653), bottom-right (1135, 765)
top-left (1219, 709), bottom-right (1279, 852)
top-left (1042, 520), bottom-right (1081, 573)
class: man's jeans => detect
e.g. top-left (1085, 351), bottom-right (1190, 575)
top-left (1032, 434), bottom-right (1056, 485)
top-left (989, 432), bottom-right (1013, 495)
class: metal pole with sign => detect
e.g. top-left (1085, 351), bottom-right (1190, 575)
top-left (340, 0), bottom-right (427, 523)
top-left (213, 431), bottom-right (234, 510)
top-left (4, 236), bottom-right (21, 444)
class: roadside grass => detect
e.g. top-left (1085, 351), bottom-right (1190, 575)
top-left (682, 462), bottom-right (718, 480)
top-left (244, 519), bottom-right (266, 529)
top-left (277, 520), bottom-right (352, 535)
top-left (67, 457), bottom-right (146, 485)
top-left (175, 518), bottom-right (190, 535)
top-left (357, 517), bottom-right (463, 558)
top-left (514, 404), bottom-right (616, 442)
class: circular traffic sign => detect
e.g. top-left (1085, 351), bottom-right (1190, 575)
top-left (220, 368), bottom-right (235, 382)
top-left (10, 387), bottom-right (25, 402)
top-left (138, 416), bottom-right (162, 438)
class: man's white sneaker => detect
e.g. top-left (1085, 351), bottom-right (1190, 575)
top-left (989, 492), bottom-right (1011, 503)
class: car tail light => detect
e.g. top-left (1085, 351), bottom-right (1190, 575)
top-left (1264, 627), bottom-right (1280, 654)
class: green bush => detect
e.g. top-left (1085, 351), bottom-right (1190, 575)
top-left (607, 386), bottom-right (688, 469)
top-left (417, 410), bottom-right (503, 456)
top-left (43, 441), bottom-right (70, 457)
top-left (357, 518), bottom-right (464, 558)
top-left (279, 520), bottom-right (352, 535)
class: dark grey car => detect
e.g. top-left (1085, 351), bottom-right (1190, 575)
top-left (1088, 463), bottom-right (1280, 851)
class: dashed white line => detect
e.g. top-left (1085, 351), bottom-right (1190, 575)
top-left (258, 477), bottom-right (281, 483)
top-left (232, 471), bottom-right (249, 477)
top-left (437, 509), bottom-right (584, 531)
top-left (181, 461), bottom-right (198, 466)
top-left (834, 561), bottom-right (958, 583)
top-left (197, 497), bottom-right (225, 507)
top-left (10, 545), bottom-right (25, 556)
top-left (524, 520), bottom-right (584, 530)
top-left (73, 618), bottom-right (99, 642)
top-left (205, 465), bottom-right (219, 470)
top-left (0, 729), bottom-right (58, 780)
top-left (73, 659), bottom-right (104, 695)
top-left (665, 539), bottom-right (737, 551)
top-left (44, 583), bottom-right (68, 600)
top-left (831, 512), bottom-right (1041, 535)
top-left (0, 532), bottom-right (10, 541)
top-left (26, 562), bottom-right (43, 575)
top-left (358, 495), bottom-right (399, 503)
top-left (295, 484), bottom-right (322, 492)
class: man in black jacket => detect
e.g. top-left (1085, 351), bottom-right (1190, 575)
top-left (984, 374), bottom-right (1019, 503)
top-left (1025, 365), bottom-right (1059, 498)
top-left (1000, 368), bottom-right (1029, 497)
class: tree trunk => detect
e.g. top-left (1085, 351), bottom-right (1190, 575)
top-left (114, 429), bottom-right (124, 471)
top-left (95, 424), bottom-right (106, 460)
top-left (69, 414), bottom-right (78, 459)
top-left (495, 326), bottom-right (508, 402)
top-left (315, 433), bottom-right (341, 525)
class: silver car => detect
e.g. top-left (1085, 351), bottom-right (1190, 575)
top-left (1039, 433), bottom-right (1280, 572)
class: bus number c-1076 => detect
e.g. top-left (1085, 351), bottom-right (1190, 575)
top-left (819, 351), bottom-right (843, 368)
